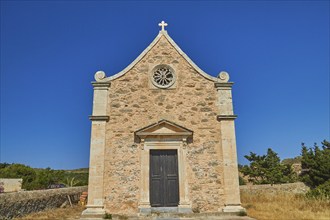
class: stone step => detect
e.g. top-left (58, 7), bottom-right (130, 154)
top-left (109, 214), bottom-right (256, 220)
top-left (80, 214), bottom-right (105, 219)
top-left (142, 212), bottom-right (248, 218)
top-left (152, 217), bottom-right (253, 220)
top-left (80, 212), bottom-right (256, 220)
top-left (113, 217), bottom-right (254, 220)
top-left (79, 218), bottom-right (104, 220)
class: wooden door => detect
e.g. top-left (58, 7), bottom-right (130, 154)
top-left (150, 150), bottom-right (179, 207)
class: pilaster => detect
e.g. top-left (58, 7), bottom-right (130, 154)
top-left (81, 81), bottom-right (110, 218)
top-left (215, 78), bottom-right (245, 213)
top-left (138, 138), bottom-right (151, 213)
top-left (178, 139), bottom-right (192, 213)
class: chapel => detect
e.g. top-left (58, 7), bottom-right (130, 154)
top-left (82, 21), bottom-right (244, 218)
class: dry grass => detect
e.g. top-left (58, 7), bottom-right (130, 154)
top-left (241, 191), bottom-right (330, 220)
top-left (13, 193), bottom-right (330, 220)
top-left (14, 205), bottom-right (85, 220)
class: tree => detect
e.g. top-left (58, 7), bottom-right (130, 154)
top-left (0, 163), bottom-right (88, 190)
top-left (301, 140), bottom-right (330, 188)
top-left (282, 156), bottom-right (302, 165)
top-left (241, 148), bottom-right (296, 185)
top-left (0, 163), bottom-right (11, 169)
top-left (239, 176), bottom-right (246, 185)
top-left (0, 163), bottom-right (37, 190)
top-left (34, 168), bottom-right (65, 189)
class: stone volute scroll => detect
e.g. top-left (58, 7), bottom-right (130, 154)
top-left (94, 70), bottom-right (106, 82)
top-left (218, 71), bottom-right (230, 82)
top-left (215, 71), bottom-right (237, 120)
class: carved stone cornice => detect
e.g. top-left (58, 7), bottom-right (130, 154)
top-left (217, 115), bottom-right (237, 121)
top-left (92, 82), bottom-right (111, 90)
top-left (214, 82), bottom-right (234, 90)
top-left (89, 115), bottom-right (109, 122)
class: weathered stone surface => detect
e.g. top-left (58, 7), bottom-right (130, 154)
top-left (86, 28), bottom-right (243, 217)
top-left (240, 182), bottom-right (310, 194)
top-left (103, 35), bottom-right (224, 215)
top-left (0, 186), bottom-right (87, 219)
top-left (0, 178), bottom-right (22, 193)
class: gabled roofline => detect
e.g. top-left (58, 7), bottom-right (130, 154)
top-left (94, 30), bottom-right (222, 83)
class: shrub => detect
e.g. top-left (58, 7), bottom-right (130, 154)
top-left (239, 176), bottom-right (246, 185)
top-left (306, 180), bottom-right (330, 200)
top-left (237, 210), bottom-right (247, 216)
top-left (0, 163), bottom-right (37, 190)
top-left (104, 213), bottom-right (112, 219)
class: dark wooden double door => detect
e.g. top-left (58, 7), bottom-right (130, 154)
top-left (150, 150), bottom-right (179, 207)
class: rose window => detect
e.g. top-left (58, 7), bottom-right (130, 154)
top-left (152, 65), bottom-right (176, 88)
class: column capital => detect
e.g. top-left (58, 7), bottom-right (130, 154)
top-left (92, 82), bottom-right (111, 90)
top-left (89, 115), bottom-right (109, 121)
top-left (217, 115), bottom-right (237, 121)
top-left (215, 82), bottom-right (233, 90)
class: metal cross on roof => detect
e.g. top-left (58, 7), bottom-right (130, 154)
top-left (158, 21), bottom-right (168, 31)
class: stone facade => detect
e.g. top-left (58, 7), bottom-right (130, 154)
top-left (82, 23), bottom-right (244, 218)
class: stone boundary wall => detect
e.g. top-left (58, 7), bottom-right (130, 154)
top-left (0, 186), bottom-right (87, 219)
top-left (240, 182), bottom-right (309, 194)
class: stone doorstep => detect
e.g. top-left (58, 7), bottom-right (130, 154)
top-left (81, 216), bottom-right (255, 220)
top-left (80, 215), bottom-right (104, 220)
top-left (80, 217), bottom-right (104, 220)
top-left (80, 209), bottom-right (254, 220)
top-left (80, 212), bottom-right (256, 220)
top-left (81, 206), bottom-right (105, 219)
top-left (141, 212), bottom-right (246, 218)
top-left (110, 213), bottom-right (256, 220)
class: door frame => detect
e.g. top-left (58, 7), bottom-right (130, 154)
top-left (138, 139), bottom-right (191, 213)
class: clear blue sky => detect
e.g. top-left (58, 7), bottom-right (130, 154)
top-left (1, 1), bottom-right (329, 170)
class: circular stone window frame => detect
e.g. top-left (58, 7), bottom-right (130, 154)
top-left (150, 64), bottom-right (176, 89)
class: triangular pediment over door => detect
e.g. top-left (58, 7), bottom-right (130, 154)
top-left (135, 119), bottom-right (193, 141)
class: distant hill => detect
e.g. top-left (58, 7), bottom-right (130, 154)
top-left (64, 168), bottom-right (89, 173)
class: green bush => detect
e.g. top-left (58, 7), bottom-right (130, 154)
top-left (239, 176), bottom-right (246, 185)
top-left (104, 213), bottom-right (112, 219)
top-left (237, 210), bottom-right (247, 216)
top-left (0, 163), bottom-right (88, 190)
top-left (0, 163), bottom-right (37, 190)
top-left (306, 180), bottom-right (330, 200)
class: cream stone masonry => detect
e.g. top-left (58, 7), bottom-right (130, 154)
top-left (94, 30), bottom-right (220, 83)
top-left (216, 82), bottom-right (245, 213)
top-left (82, 21), bottom-right (244, 218)
top-left (0, 178), bottom-right (22, 193)
top-left (82, 82), bottom-right (110, 218)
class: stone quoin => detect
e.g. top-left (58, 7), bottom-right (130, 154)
top-left (81, 21), bottom-right (244, 218)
